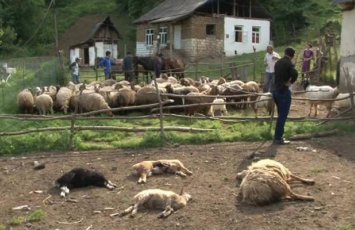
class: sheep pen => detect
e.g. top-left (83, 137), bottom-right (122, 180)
top-left (0, 135), bottom-right (354, 229)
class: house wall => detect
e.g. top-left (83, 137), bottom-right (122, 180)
top-left (339, 7), bottom-right (355, 92)
top-left (224, 17), bottom-right (270, 56)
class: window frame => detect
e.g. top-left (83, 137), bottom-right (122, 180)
top-left (252, 26), bottom-right (260, 44)
top-left (206, 24), bottom-right (216, 36)
top-left (145, 28), bottom-right (155, 46)
top-left (234, 25), bottom-right (243, 43)
top-left (159, 27), bottom-right (168, 45)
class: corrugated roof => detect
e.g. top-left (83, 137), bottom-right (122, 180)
top-left (134, 0), bottom-right (209, 24)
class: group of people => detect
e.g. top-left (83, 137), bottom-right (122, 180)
top-left (263, 44), bottom-right (314, 145)
top-left (70, 51), bottom-right (165, 84)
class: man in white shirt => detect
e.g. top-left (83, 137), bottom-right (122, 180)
top-left (263, 45), bottom-right (280, 92)
top-left (70, 57), bottom-right (80, 84)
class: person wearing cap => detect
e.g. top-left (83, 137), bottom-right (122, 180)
top-left (69, 57), bottom-right (80, 84)
top-left (99, 51), bottom-right (116, 79)
top-left (263, 45), bottom-right (280, 92)
top-left (273, 47), bottom-right (298, 145)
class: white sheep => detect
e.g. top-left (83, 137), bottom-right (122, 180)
top-left (55, 87), bottom-right (74, 114)
top-left (120, 188), bottom-right (191, 218)
top-left (76, 92), bottom-right (113, 116)
top-left (208, 98), bottom-right (228, 117)
top-left (301, 80), bottom-right (339, 117)
top-left (331, 93), bottom-right (355, 116)
top-left (253, 92), bottom-right (273, 117)
top-left (236, 159), bottom-right (315, 206)
top-left (35, 94), bottom-right (54, 115)
top-left (17, 89), bottom-right (35, 114)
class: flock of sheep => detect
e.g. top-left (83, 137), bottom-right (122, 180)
top-left (54, 158), bottom-right (315, 218)
top-left (16, 74), bottom-right (353, 118)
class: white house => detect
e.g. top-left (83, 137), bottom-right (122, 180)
top-left (335, 0), bottom-right (355, 91)
top-left (134, 0), bottom-right (271, 60)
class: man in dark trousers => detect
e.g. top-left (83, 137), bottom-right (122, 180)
top-left (123, 51), bottom-right (134, 83)
top-left (273, 47), bottom-right (298, 145)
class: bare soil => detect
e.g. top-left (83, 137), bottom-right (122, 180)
top-left (0, 132), bottom-right (354, 230)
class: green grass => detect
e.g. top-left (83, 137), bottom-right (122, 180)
top-left (28, 209), bottom-right (46, 223)
top-left (9, 216), bottom-right (26, 226)
top-left (0, 224), bottom-right (6, 230)
top-left (337, 224), bottom-right (353, 230)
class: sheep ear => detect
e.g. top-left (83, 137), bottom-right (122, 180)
top-left (179, 186), bottom-right (184, 195)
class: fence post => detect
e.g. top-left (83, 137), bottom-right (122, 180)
top-left (152, 74), bottom-right (166, 142)
top-left (343, 67), bottom-right (355, 122)
top-left (69, 114), bottom-right (76, 150)
top-left (253, 47), bottom-right (256, 81)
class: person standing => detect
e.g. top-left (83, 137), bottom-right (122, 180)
top-left (154, 53), bottom-right (163, 79)
top-left (263, 45), bottom-right (280, 92)
top-left (302, 43), bottom-right (314, 79)
top-left (70, 57), bottom-right (80, 84)
top-left (273, 47), bottom-right (298, 145)
top-left (99, 51), bottom-right (116, 79)
top-left (123, 51), bottom-right (134, 83)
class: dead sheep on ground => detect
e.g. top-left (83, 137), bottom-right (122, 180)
top-left (55, 168), bottom-right (116, 197)
top-left (120, 188), bottom-right (191, 218)
top-left (132, 159), bottom-right (193, 184)
top-left (236, 159), bottom-right (315, 206)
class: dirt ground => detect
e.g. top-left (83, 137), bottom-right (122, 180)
top-left (0, 131), bottom-right (354, 230)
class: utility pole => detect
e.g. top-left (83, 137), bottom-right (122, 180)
top-left (53, 0), bottom-right (58, 50)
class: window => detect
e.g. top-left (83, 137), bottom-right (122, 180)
top-left (252, 27), bottom-right (260, 44)
top-left (206, 24), bottom-right (216, 35)
top-left (234, 26), bottom-right (243, 42)
top-left (145, 29), bottom-right (155, 46)
top-left (159, 27), bottom-right (168, 45)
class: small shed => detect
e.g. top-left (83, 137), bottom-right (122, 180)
top-left (334, 0), bottom-right (355, 92)
top-left (58, 16), bottom-right (122, 66)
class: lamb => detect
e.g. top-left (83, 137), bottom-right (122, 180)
top-left (208, 98), bottom-right (228, 117)
top-left (120, 188), bottom-right (191, 218)
top-left (17, 89), bottom-right (35, 114)
top-left (43, 85), bottom-right (59, 101)
top-left (55, 168), bottom-right (116, 197)
top-left (35, 93), bottom-right (54, 115)
top-left (301, 79), bottom-right (339, 117)
top-left (132, 159), bottom-right (193, 184)
top-left (236, 159), bottom-right (315, 206)
top-left (253, 92), bottom-right (273, 117)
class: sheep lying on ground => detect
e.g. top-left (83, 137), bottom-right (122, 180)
top-left (208, 98), bottom-right (228, 117)
top-left (301, 79), bottom-right (339, 117)
top-left (17, 89), bottom-right (35, 114)
top-left (55, 168), bottom-right (116, 197)
top-left (132, 159), bottom-right (193, 184)
top-left (120, 188), bottom-right (191, 218)
top-left (236, 159), bottom-right (315, 206)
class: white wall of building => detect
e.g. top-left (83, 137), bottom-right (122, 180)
top-left (340, 8), bottom-right (355, 57)
top-left (69, 48), bottom-right (80, 63)
top-left (224, 17), bottom-right (270, 56)
top-left (136, 42), bottom-right (155, 56)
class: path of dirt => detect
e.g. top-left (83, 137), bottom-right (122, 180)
top-left (0, 133), bottom-right (354, 230)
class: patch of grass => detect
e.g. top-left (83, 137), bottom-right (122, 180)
top-left (0, 224), bottom-right (6, 230)
top-left (337, 224), bottom-right (353, 230)
top-left (9, 216), bottom-right (26, 226)
top-left (28, 209), bottom-right (46, 223)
